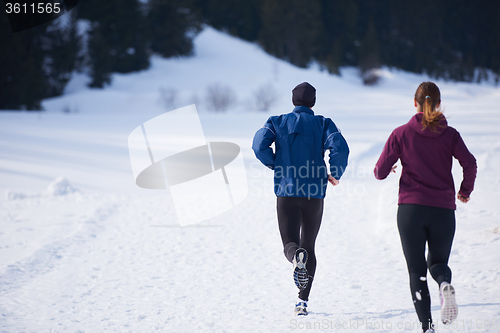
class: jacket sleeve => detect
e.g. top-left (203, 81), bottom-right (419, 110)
top-left (374, 131), bottom-right (400, 180)
top-left (452, 132), bottom-right (477, 198)
top-left (324, 119), bottom-right (349, 180)
top-left (252, 117), bottom-right (276, 170)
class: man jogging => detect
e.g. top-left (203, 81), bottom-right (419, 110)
top-left (252, 82), bottom-right (349, 316)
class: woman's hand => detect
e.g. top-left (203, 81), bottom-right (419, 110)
top-left (328, 175), bottom-right (339, 186)
top-left (457, 192), bottom-right (470, 203)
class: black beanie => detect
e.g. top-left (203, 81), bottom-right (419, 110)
top-left (292, 82), bottom-right (316, 107)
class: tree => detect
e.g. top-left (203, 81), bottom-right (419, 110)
top-left (43, 12), bottom-right (81, 97)
top-left (259, 0), bottom-right (323, 68)
top-left (0, 9), bottom-right (79, 110)
top-left (359, 16), bottom-right (380, 71)
top-left (147, 0), bottom-right (202, 58)
top-left (78, 0), bottom-right (150, 87)
top-left (199, 0), bottom-right (262, 41)
top-left (318, 0), bottom-right (359, 73)
top-left (86, 22), bottom-right (113, 88)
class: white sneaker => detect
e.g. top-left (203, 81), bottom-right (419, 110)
top-left (294, 300), bottom-right (308, 316)
top-left (440, 282), bottom-right (458, 324)
top-left (424, 329), bottom-right (435, 333)
top-left (292, 248), bottom-right (308, 290)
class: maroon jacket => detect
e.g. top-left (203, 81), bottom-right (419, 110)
top-left (374, 113), bottom-right (477, 210)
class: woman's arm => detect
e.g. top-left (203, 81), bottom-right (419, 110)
top-left (452, 132), bottom-right (477, 200)
top-left (374, 132), bottom-right (400, 180)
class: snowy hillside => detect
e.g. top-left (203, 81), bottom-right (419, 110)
top-left (1, 27), bottom-right (499, 332)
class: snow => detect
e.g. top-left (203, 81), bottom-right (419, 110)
top-left (1, 26), bottom-right (500, 332)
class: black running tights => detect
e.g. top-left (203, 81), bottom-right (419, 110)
top-left (277, 196), bottom-right (324, 301)
top-left (397, 204), bottom-right (456, 331)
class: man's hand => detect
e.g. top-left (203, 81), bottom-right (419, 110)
top-left (457, 192), bottom-right (470, 203)
top-left (328, 175), bottom-right (339, 186)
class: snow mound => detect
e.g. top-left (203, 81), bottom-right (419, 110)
top-left (5, 177), bottom-right (79, 200)
top-left (46, 177), bottom-right (79, 196)
top-left (5, 190), bottom-right (30, 200)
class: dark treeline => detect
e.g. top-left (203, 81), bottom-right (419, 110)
top-left (0, 11), bottom-right (80, 110)
top-left (0, 0), bottom-right (201, 109)
top-left (203, 0), bottom-right (500, 82)
top-left (1, 0), bottom-right (499, 110)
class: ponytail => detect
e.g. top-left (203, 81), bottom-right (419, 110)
top-left (415, 82), bottom-right (443, 131)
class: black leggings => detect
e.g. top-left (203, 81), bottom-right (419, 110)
top-left (397, 204), bottom-right (456, 330)
top-left (277, 196), bottom-right (324, 301)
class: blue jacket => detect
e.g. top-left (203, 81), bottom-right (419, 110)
top-left (252, 106), bottom-right (349, 198)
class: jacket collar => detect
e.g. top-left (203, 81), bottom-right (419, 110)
top-left (293, 105), bottom-right (314, 115)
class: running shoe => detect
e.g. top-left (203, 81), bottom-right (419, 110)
top-left (440, 282), bottom-right (458, 324)
top-left (292, 248), bottom-right (308, 290)
top-left (295, 300), bottom-right (308, 316)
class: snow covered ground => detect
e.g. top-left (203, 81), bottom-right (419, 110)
top-left (1, 27), bottom-right (499, 332)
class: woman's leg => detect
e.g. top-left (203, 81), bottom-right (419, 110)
top-left (397, 204), bottom-right (433, 331)
top-left (427, 207), bottom-right (456, 286)
top-left (298, 197), bottom-right (324, 301)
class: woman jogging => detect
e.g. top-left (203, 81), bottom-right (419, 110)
top-left (252, 82), bottom-right (349, 316)
top-left (374, 82), bottom-right (477, 333)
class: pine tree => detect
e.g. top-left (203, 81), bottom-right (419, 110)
top-left (43, 12), bottom-right (81, 97)
top-left (87, 22), bottom-right (113, 88)
top-left (147, 0), bottom-right (202, 58)
top-left (1, 13), bottom-right (47, 109)
top-left (78, 0), bottom-right (150, 87)
top-left (358, 16), bottom-right (380, 73)
top-left (200, 0), bottom-right (262, 41)
top-left (319, 0), bottom-right (359, 73)
top-left (259, 0), bottom-right (323, 68)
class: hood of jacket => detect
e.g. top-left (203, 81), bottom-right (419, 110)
top-left (408, 112), bottom-right (448, 137)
